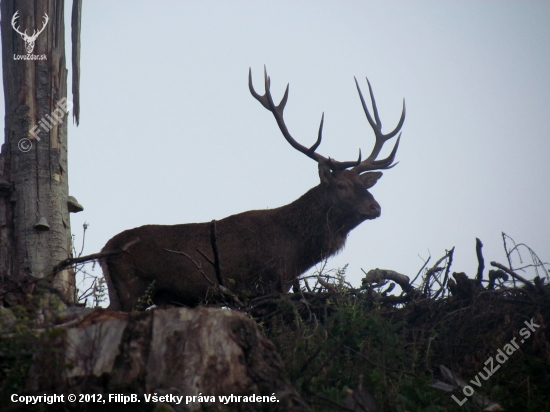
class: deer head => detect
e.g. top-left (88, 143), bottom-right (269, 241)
top-left (11, 11), bottom-right (49, 54)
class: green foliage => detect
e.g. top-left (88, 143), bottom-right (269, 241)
top-left (265, 288), bottom-right (436, 409)
top-left (135, 280), bottom-right (156, 311)
top-left (0, 298), bottom-right (71, 410)
top-left (261, 266), bottom-right (550, 411)
top-left (0, 298), bottom-right (42, 406)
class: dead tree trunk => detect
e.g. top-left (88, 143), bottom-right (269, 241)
top-left (0, 0), bottom-right (81, 304)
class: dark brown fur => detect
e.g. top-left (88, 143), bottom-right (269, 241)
top-left (101, 165), bottom-right (383, 311)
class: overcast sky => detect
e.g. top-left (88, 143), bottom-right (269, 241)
top-left (6, 2), bottom-right (550, 299)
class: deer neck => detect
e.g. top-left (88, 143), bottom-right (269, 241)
top-left (280, 184), bottom-right (352, 259)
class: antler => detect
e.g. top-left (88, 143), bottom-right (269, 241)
top-left (11, 11), bottom-right (26, 37)
top-left (249, 67), bottom-right (361, 171)
top-left (32, 14), bottom-right (49, 40)
top-left (11, 11), bottom-right (49, 40)
top-left (351, 78), bottom-right (406, 173)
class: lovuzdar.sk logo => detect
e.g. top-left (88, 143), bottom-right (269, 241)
top-left (12, 10), bottom-right (48, 60)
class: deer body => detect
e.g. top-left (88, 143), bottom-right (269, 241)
top-left (102, 68), bottom-right (405, 311)
top-left (11, 11), bottom-right (49, 54)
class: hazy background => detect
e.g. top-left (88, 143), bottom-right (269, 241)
top-left (7, 2), bottom-right (550, 301)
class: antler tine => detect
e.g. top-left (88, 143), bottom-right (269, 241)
top-left (352, 77), bottom-right (406, 173)
top-left (365, 78), bottom-right (382, 131)
top-left (11, 11), bottom-right (26, 36)
top-left (249, 67), bottom-right (329, 164)
top-left (249, 67), bottom-right (364, 170)
top-left (331, 149), bottom-right (362, 170)
top-left (33, 14), bottom-right (49, 38)
top-left (370, 133), bottom-right (401, 169)
top-left (310, 113), bottom-right (324, 153)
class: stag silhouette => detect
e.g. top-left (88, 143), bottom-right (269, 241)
top-left (11, 11), bottom-right (49, 54)
top-left (101, 68), bottom-right (406, 311)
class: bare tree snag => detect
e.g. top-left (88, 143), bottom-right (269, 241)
top-left (0, 0), bottom-right (80, 303)
top-left (70, 0), bottom-right (81, 125)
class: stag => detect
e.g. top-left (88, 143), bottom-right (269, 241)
top-left (11, 10), bottom-right (49, 54)
top-left (101, 68), bottom-right (405, 311)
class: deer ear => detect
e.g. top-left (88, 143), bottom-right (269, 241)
top-left (360, 171), bottom-right (383, 189)
top-left (318, 161), bottom-right (332, 185)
